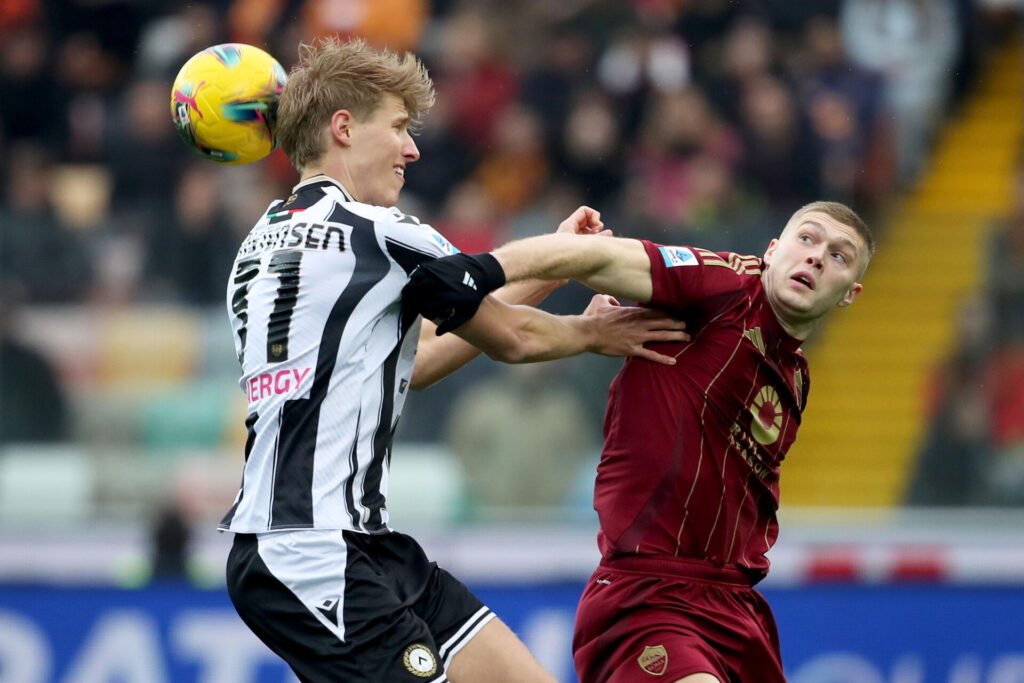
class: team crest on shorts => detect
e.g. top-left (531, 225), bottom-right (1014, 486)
top-left (402, 644), bottom-right (438, 678)
top-left (638, 644), bottom-right (668, 676)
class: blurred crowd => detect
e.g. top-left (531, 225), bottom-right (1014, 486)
top-left (1, 0), bottom-right (986, 307)
top-left (0, 0), bottom-right (1019, 518)
top-left (908, 171), bottom-right (1024, 507)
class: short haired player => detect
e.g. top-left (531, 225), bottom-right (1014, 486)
top-left (220, 38), bottom-right (686, 683)
top-left (413, 201), bottom-right (873, 682)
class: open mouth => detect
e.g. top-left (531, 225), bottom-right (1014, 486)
top-left (791, 273), bottom-right (815, 290)
top-left (394, 166), bottom-right (405, 180)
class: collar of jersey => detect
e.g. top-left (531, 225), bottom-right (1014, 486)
top-left (292, 174), bottom-right (355, 202)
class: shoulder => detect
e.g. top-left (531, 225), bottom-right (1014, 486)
top-left (645, 243), bottom-right (761, 274)
top-left (642, 242), bottom-right (765, 312)
top-left (704, 250), bottom-right (763, 278)
top-left (647, 243), bottom-right (762, 288)
top-left (329, 201), bottom-right (460, 268)
top-left (323, 200), bottom-right (410, 225)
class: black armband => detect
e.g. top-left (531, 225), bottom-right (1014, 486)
top-left (402, 253), bottom-right (507, 334)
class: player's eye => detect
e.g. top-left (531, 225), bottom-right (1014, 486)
top-left (799, 235), bottom-right (812, 243)
top-left (832, 252), bottom-right (847, 263)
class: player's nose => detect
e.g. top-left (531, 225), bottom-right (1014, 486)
top-left (403, 134), bottom-right (420, 162)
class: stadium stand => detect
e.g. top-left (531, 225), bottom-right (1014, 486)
top-left (785, 37), bottom-right (1024, 505)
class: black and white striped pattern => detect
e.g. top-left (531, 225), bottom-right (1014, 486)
top-left (220, 175), bottom-right (457, 534)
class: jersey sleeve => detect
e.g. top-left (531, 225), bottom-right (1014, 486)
top-left (641, 240), bottom-right (761, 311)
top-left (377, 209), bottom-right (461, 276)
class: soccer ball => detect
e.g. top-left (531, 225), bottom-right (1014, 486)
top-left (170, 43), bottom-right (287, 165)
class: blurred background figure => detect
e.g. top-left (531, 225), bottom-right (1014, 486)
top-left (0, 144), bottom-right (94, 302)
top-left (621, 86), bottom-right (741, 242)
top-left (907, 295), bottom-right (995, 506)
top-left (989, 199), bottom-right (1024, 345)
top-left (554, 89), bottom-right (626, 209)
top-left (148, 501), bottom-right (192, 582)
top-left (142, 162), bottom-right (239, 305)
top-left (0, 285), bottom-right (69, 445)
top-left (446, 363), bottom-right (596, 517)
top-left (0, 25), bottom-right (62, 148)
top-left (840, 0), bottom-right (960, 185)
top-left (796, 13), bottom-right (891, 207)
top-left (473, 104), bottom-right (550, 215)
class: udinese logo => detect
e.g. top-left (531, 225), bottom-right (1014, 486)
top-left (402, 643), bottom-right (438, 678)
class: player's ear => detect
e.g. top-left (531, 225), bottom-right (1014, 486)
top-left (329, 109), bottom-right (355, 147)
top-left (763, 239), bottom-right (779, 265)
top-left (838, 282), bottom-right (863, 308)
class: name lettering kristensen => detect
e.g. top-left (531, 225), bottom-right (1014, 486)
top-left (240, 222), bottom-right (347, 255)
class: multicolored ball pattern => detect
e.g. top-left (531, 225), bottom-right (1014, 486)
top-left (170, 43), bottom-right (287, 165)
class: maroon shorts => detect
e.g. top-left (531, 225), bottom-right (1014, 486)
top-left (572, 555), bottom-right (784, 683)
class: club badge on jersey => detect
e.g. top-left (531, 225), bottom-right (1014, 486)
top-left (402, 644), bottom-right (438, 677)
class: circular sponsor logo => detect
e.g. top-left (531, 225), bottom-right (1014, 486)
top-left (403, 644), bottom-right (437, 677)
top-left (750, 385), bottom-right (782, 445)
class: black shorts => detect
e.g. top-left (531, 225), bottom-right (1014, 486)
top-left (226, 530), bottom-right (494, 682)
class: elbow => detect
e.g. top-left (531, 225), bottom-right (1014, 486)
top-left (484, 345), bottom-right (529, 364)
top-left (482, 332), bottom-right (535, 364)
top-left (408, 365), bottom-right (441, 391)
top-left (408, 377), bottom-right (431, 391)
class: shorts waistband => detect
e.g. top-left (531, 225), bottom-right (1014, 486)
top-left (599, 554), bottom-right (756, 586)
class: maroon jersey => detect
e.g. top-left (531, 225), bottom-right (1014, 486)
top-left (594, 241), bottom-right (809, 579)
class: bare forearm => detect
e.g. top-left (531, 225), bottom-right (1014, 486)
top-left (409, 279), bottom-right (563, 389)
top-left (457, 303), bottom-right (595, 364)
top-left (409, 320), bottom-right (476, 390)
top-left (504, 317), bottom-right (592, 363)
top-left (453, 295), bottom-right (685, 366)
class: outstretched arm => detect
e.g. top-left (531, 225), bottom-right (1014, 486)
top-left (491, 207), bottom-right (654, 301)
top-left (408, 211), bottom-right (583, 389)
top-left (447, 293), bottom-right (685, 365)
top-left (492, 232), bottom-right (654, 303)
top-left (403, 205), bottom-right (677, 376)
top-left (410, 278), bottom-right (562, 390)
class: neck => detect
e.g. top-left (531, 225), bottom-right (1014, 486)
top-left (302, 155), bottom-right (358, 200)
top-left (762, 276), bottom-right (816, 340)
top-left (299, 169), bottom-right (331, 185)
top-left (774, 313), bottom-right (815, 340)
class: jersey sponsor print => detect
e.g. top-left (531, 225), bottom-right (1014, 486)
top-left (220, 175), bottom-right (456, 534)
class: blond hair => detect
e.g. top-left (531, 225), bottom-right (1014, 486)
top-left (789, 200), bottom-right (875, 260)
top-left (276, 37), bottom-right (435, 171)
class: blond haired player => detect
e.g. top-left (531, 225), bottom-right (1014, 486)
top-left (220, 38), bottom-right (685, 682)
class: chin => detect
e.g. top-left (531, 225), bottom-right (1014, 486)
top-left (780, 292), bottom-right (812, 309)
top-left (781, 300), bottom-right (817, 316)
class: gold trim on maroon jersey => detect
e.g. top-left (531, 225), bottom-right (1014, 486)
top-left (744, 326), bottom-right (766, 355)
top-left (693, 248), bottom-right (762, 275)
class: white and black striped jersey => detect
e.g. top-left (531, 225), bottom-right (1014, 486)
top-left (219, 175), bottom-right (459, 534)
